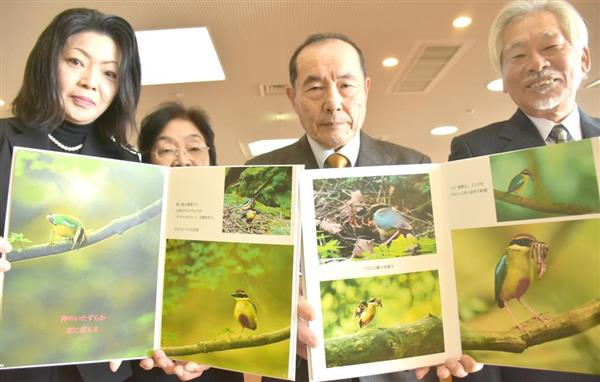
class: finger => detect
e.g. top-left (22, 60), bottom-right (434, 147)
top-left (444, 357), bottom-right (467, 378)
top-left (460, 354), bottom-right (483, 373)
top-left (298, 296), bottom-right (316, 321)
top-left (298, 320), bottom-right (318, 349)
top-left (139, 357), bottom-right (155, 370)
top-left (0, 237), bottom-right (12, 253)
top-left (414, 367), bottom-right (430, 380)
top-left (182, 362), bottom-right (209, 374)
top-left (109, 360), bottom-right (122, 373)
top-left (436, 364), bottom-right (451, 380)
top-left (0, 258), bottom-right (11, 272)
top-left (297, 342), bottom-right (308, 360)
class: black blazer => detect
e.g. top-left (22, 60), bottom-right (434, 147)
top-left (247, 130), bottom-right (431, 168)
top-left (449, 108), bottom-right (600, 161)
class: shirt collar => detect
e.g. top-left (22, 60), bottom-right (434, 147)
top-left (525, 107), bottom-right (582, 143)
top-left (307, 132), bottom-right (361, 168)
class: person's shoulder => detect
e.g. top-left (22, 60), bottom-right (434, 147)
top-left (362, 133), bottom-right (431, 164)
top-left (245, 138), bottom-right (305, 165)
top-left (0, 117), bottom-right (27, 143)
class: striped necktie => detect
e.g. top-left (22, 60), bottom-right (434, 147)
top-left (325, 153), bottom-right (350, 168)
top-left (549, 124), bottom-right (570, 144)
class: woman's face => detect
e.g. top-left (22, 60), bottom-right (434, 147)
top-left (150, 118), bottom-right (210, 167)
top-left (57, 31), bottom-right (121, 125)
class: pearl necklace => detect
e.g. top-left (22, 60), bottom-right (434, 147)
top-left (48, 133), bottom-right (83, 152)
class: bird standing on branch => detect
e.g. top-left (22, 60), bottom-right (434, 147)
top-left (355, 297), bottom-right (383, 328)
top-left (495, 233), bottom-right (549, 333)
top-left (506, 169), bottom-right (535, 195)
top-left (47, 214), bottom-right (86, 250)
top-left (232, 289), bottom-right (257, 332)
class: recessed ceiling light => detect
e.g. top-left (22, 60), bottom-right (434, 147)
top-left (0, 99), bottom-right (5, 107)
top-left (136, 27), bottom-right (225, 86)
top-left (272, 113), bottom-right (293, 121)
top-left (382, 57), bottom-right (399, 67)
top-left (431, 126), bottom-right (458, 136)
top-left (453, 16), bottom-right (472, 28)
top-left (248, 139), bottom-right (298, 157)
top-left (487, 78), bottom-right (504, 92)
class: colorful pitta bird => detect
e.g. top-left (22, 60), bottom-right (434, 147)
top-left (369, 204), bottom-right (413, 243)
top-left (231, 289), bottom-right (257, 331)
top-left (47, 214), bottom-right (86, 250)
top-left (495, 233), bottom-right (549, 333)
top-left (506, 169), bottom-right (535, 195)
top-left (355, 297), bottom-right (383, 328)
top-left (240, 197), bottom-right (255, 211)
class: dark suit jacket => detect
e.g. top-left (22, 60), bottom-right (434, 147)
top-left (0, 117), bottom-right (139, 382)
top-left (449, 108), bottom-right (600, 160)
top-left (249, 131), bottom-right (435, 382)
top-left (447, 108), bottom-right (600, 382)
top-left (247, 131), bottom-right (431, 169)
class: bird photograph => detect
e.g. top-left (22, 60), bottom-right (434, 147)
top-left (320, 271), bottom-right (444, 367)
top-left (161, 239), bottom-right (295, 378)
top-left (3, 149), bottom-right (166, 367)
top-left (222, 166), bottom-right (293, 235)
top-left (46, 213), bottom-right (86, 250)
top-left (490, 140), bottom-right (600, 222)
top-left (451, 219), bottom-right (600, 374)
top-left (312, 173), bottom-right (436, 263)
top-left (232, 289), bottom-right (258, 333)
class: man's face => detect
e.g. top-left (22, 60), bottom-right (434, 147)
top-left (500, 11), bottom-right (590, 121)
top-left (288, 39), bottom-right (370, 149)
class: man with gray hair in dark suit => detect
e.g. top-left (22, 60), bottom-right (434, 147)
top-left (450, 1), bottom-right (598, 381)
top-left (250, 32), bottom-right (482, 382)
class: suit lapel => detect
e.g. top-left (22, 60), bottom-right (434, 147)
top-left (6, 123), bottom-right (50, 151)
top-left (295, 135), bottom-right (320, 169)
top-left (497, 109), bottom-right (546, 152)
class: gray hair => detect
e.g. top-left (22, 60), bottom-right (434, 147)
top-left (489, 0), bottom-right (589, 74)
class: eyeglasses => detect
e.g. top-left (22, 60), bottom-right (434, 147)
top-left (153, 145), bottom-right (210, 162)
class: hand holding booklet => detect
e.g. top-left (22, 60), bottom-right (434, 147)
top-left (1, 147), bottom-right (301, 380)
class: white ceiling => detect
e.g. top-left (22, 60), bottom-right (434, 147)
top-left (1, 0), bottom-right (599, 164)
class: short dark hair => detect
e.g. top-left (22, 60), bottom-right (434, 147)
top-left (11, 8), bottom-right (141, 145)
top-left (138, 102), bottom-right (217, 165)
top-left (288, 33), bottom-right (367, 88)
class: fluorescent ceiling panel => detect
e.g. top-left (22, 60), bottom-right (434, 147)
top-left (136, 27), bottom-right (225, 86)
top-left (248, 139), bottom-right (298, 157)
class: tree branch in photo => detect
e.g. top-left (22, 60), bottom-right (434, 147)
top-left (163, 326), bottom-right (290, 356)
top-left (493, 189), bottom-right (594, 215)
top-left (324, 315), bottom-right (444, 367)
top-left (462, 298), bottom-right (600, 353)
top-left (9, 198), bottom-right (163, 262)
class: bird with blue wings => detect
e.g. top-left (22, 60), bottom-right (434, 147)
top-left (367, 204), bottom-right (413, 244)
top-left (505, 169), bottom-right (535, 195)
top-left (495, 233), bottom-right (549, 334)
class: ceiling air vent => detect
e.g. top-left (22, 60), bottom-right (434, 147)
top-left (259, 83), bottom-right (288, 97)
top-left (388, 42), bottom-right (467, 94)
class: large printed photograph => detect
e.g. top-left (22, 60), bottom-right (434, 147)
top-left (161, 239), bottom-right (294, 378)
top-left (2, 149), bottom-right (166, 368)
top-left (452, 219), bottom-right (600, 374)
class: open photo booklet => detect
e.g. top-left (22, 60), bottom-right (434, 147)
top-left (299, 138), bottom-right (600, 381)
top-left (1, 147), bottom-right (301, 380)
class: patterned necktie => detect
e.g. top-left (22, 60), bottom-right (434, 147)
top-left (325, 152), bottom-right (350, 168)
top-left (549, 124), bottom-right (570, 144)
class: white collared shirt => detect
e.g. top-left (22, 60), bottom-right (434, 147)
top-left (307, 132), bottom-right (361, 168)
top-left (526, 107), bottom-right (582, 143)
